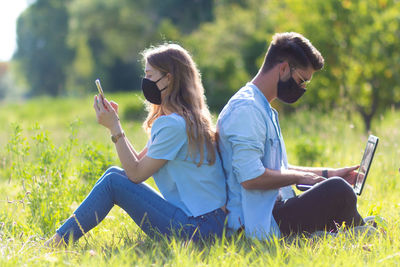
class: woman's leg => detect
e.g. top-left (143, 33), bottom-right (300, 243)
top-left (45, 166), bottom-right (126, 247)
top-left (272, 177), bottom-right (364, 236)
top-left (56, 167), bottom-right (226, 243)
top-left (94, 166), bottom-right (126, 185)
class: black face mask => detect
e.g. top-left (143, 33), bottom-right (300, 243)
top-left (277, 74), bottom-right (306, 104)
top-left (141, 75), bottom-right (167, 105)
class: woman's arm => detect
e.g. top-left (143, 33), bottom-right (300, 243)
top-left (127, 140), bottom-right (148, 161)
top-left (108, 99), bottom-right (148, 161)
top-left (94, 96), bottom-right (166, 183)
top-left (112, 130), bottom-right (166, 183)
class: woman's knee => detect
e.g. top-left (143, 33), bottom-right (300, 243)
top-left (95, 166), bottom-right (126, 184)
top-left (95, 170), bottom-right (129, 190)
top-left (104, 166), bottom-right (125, 176)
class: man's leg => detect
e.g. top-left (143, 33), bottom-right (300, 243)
top-left (273, 177), bottom-right (364, 235)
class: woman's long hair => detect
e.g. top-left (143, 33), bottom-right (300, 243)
top-left (142, 44), bottom-right (216, 166)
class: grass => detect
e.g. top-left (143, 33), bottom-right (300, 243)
top-left (1, 93), bottom-right (400, 266)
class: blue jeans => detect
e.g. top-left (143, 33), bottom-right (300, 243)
top-left (56, 166), bottom-right (226, 243)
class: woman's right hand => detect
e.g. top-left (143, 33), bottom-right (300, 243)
top-left (109, 101), bottom-right (119, 114)
top-left (93, 95), bottom-right (121, 133)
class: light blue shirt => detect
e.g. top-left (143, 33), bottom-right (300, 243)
top-left (147, 113), bottom-right (226, 217)
top-left (217, 83), bottom-right (291, 239)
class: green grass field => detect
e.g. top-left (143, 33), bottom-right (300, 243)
top-left (1, 93), bottom-right (400, 266)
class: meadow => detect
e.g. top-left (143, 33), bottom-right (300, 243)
top-left (1, 92), bottom-right (400, 266)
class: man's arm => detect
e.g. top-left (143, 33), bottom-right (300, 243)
top-left (241, 168), bottom-right (325, 190)
top-left (219, 105), bottom-right (325, 191)
top-left (288, 164), bottom-right (360, 184)
top-left (289, 165), bottom-right (329, 177)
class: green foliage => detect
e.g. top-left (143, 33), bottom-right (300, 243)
top-left (150, 0), bottom-right (214, 33)
top-left (78, 141), bottom-right (114, 182)
top-left (11, 0), bottom-right (400, 131)
top-left (278, 0), bottom-right (400, 131)
top-left (4, 121), bottom-right (114, 235)
top-left (121, 93), bottom-right (147, 121)
top-left (64, 0), bottom-right (213, 95)
top-left (294, 137), bottom-right (326, 166)
top-left (184, 4), bottom-right (256, 111)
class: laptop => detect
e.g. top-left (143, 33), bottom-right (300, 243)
top-left (296, 135), bottom-right (379, 196)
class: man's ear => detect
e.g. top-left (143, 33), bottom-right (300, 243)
top-left (166, 73), bottom-right (172, 83)
top-left (279, 61), bottom-right (291, 79)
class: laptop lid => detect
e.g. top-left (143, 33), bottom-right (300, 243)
top-left (353, 135), bottom-right (379, 195)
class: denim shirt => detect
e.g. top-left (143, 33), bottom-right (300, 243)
top-left (217, 83), bottom-right (292, 239)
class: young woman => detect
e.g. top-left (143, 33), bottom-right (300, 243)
top-left (45, 44), bottom-right (227, 246)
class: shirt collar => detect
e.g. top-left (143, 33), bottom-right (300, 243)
top-left (246, 82), bottom-right (273, 115)
top-left (247, 82), bottom-right (281, 138)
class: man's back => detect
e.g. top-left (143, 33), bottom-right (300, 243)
top-left (217, 83), bottom-right (285, 239)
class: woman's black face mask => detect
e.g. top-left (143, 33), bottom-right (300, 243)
top-left (277, 70), bottom-right (306, 104)
top-left (141, 75), bottom-right (167, 105)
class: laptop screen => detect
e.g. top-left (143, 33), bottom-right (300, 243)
top-left (354, 135), bottom-right (379, 195)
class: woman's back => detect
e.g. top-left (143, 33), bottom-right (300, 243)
top-left (148, 113), bottom-right (226, 217)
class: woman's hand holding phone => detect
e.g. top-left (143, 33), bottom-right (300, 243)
top-left (95, 79), bottom-right (118, 112)
top-left (109, 101), bottom-right (118, 113)
top-left (94, 95), bottom-right (121, 133)
top-left (95, 79), bottom-right (104, 99)
top-left (93, 79), bottom-right (121, 134)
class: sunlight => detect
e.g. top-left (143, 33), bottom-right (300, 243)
top-left (0, 0), bottom-right (29, 61)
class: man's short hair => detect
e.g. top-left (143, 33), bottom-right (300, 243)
top-left (261, 32), bottom-right (324, 73)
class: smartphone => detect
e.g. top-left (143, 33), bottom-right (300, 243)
top-left (95, 79), bottom-right (104, 99)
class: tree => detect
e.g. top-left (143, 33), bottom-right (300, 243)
top-left (15, 0), bottom-right (72, 96)
top-left (66, 0), bottom-right (215, 94)
top-left (278, 0), bottom-right (400, 131)
top-left (184, 4), bottom-right (261, 111)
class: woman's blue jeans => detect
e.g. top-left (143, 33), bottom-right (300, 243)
top-left (56, 166), bottom-right (226, 243)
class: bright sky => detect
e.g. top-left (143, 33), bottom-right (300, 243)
top-left (0, 0), bottom-right (30, 61)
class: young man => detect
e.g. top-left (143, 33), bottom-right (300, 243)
top-left (217, 32), bottom-right (364, 239)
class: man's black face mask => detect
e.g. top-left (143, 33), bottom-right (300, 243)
top-left (277, 70), bottom-right (306, 104)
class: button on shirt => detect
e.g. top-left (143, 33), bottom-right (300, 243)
top-left (147, 113), bottom-right (227, 217)
top-left (217, 83), bottom-right (291, 239)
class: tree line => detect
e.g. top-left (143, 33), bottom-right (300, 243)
top-left (12, 0), bottom-right (400, 130)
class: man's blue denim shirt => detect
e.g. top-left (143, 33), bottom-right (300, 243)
top-left (217, 83), bottom-right (292, 239)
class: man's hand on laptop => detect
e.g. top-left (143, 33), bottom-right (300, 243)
top-left (296, 172), bottom-right (326, 186)
top-left (329, 165), bottom-right (360, 185)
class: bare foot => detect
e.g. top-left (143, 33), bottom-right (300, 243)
top-left (44, 233), bottom-right (66, 249)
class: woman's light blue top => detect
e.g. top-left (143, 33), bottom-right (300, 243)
top-left (147, 113), bottom-right (226, 217)
top-left (217, 83), bottom-right (290, 239)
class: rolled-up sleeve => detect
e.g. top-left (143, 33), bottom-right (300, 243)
top-left (222, 106), bottom-right (267, 183)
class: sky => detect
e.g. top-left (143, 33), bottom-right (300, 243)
top-left (0, 0), bottom-right (30, 61)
